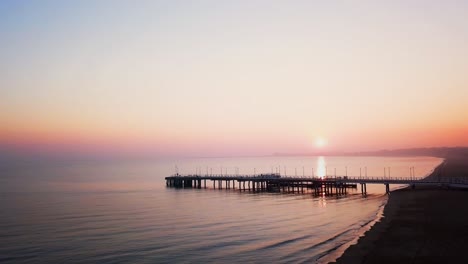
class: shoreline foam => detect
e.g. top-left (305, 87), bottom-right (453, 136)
top-left (318, 196), bottom-right (388, 263)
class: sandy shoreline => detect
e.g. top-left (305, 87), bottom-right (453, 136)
top-left (333, 154), bottom-right (468, 263)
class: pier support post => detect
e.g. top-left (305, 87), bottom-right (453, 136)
top-left (361, 183), bottom-right (368, 195)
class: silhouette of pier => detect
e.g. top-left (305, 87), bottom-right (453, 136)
top-left (164, 173), bottom-right (452, 196)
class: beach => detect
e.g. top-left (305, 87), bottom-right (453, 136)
top-left (335, 154), bottom-right (468, 263)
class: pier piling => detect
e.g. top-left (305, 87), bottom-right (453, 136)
top-left (165, 172), bottom-right (434, 197)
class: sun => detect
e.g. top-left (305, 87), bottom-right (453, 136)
top-left (315, 137), bottom-right (328, 148)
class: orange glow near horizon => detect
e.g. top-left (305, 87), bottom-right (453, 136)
top-left (1, 120), bottom-right (468, 157)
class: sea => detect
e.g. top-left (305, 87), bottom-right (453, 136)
top-left (0, 155), bottom-right (442, 263)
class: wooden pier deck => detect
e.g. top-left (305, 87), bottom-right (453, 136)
top-left (165, 173), bottom-right (468, 196)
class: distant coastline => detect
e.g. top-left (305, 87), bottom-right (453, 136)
top-left (272, 146), bottom-right (468, 158)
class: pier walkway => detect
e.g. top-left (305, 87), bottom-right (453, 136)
top-left (165, 173), bottom-right (468, 195)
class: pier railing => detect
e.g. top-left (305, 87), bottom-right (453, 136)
top-left (165, 173), bottom-right (468, 195)
top-left (168, 174), bottom-right (429, 182)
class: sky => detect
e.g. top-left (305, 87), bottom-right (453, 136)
top-left (1, 0), bottom-right (468, 158)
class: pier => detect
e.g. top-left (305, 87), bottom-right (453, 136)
top-left (164, 173), bottom-right (460, 196)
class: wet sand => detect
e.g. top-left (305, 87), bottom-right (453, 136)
top-left (335, 155), bottom-right (468, 264)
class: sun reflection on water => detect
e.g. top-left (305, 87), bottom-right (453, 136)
top-left (317, 156), bottom-right (326, 178)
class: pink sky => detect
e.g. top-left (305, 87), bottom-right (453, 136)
top-left (1, 1), bottom-right (468, 157)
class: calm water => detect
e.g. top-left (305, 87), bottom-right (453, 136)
top-left (0, 156), bottom-right (442, 263)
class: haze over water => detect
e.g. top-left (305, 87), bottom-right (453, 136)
top-left (1, 156), bottom-right (442, 263)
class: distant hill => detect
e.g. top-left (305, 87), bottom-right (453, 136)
top-left (273, 147), bottom-right (468, 158)
top-left (352, 147), bottom-right (468, 158)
